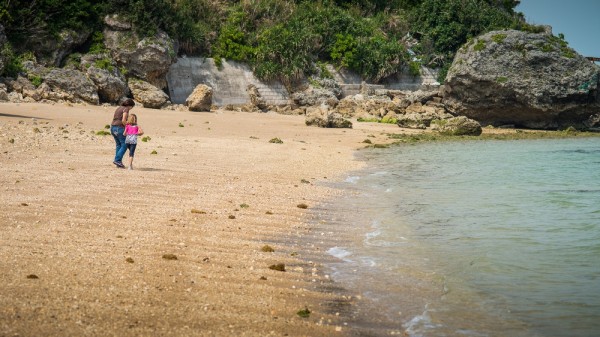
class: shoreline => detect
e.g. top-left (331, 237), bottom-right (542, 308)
top-left (0, 102), bottom-right (398, 336)
top-left (2, 102), bottom-right (598, 336)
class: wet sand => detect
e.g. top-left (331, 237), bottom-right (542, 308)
top-left (0, 102), bottom-right (400, 336)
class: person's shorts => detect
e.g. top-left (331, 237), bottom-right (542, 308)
top-left (127, 144), bottom-right (137, 157)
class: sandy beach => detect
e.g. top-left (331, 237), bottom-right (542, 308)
top-left (0, 102), bottom-right (401, 336)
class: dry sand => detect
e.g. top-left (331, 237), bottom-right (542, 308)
top-left (0, 102), bottom-right (402, 336)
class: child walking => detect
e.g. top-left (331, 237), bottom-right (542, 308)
top-left (123, 114), bottom-right (144, 170)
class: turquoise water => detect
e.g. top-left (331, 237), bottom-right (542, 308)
top-left (326, 138), bottom-right (600, 337)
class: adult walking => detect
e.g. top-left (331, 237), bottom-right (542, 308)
top-left (111, 98), bottom-right (135, 168)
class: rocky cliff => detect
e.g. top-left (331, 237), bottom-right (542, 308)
top-left (443, 29), bottom-right (600, 129)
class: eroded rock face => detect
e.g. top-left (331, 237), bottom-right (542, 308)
top-left (305, 106), bottom-right (352, 128)
top-left (103, 15), bottom-right (177, 89)
top-left (431, 116), bottom-right (482, 136)
top-left (292, 88), bottom-right (339, 108)
top-left (185, 84), bottom-right (213, 112)
top-left (129, 79), bottom-right (169, 109)
top-left (44, 68), bottom-right (99, 104)
top-left (443, 30), bottom-right (600, 129)
top-left (81, 54), bottom-right (129, 104)
top-left (247, 84), bottom-right (267, 111)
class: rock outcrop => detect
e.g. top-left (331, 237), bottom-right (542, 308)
top-left (431, 116), bottom-right (482, 136)
top-left (129, 79), bottom-right (169, 109)
top-left (443, 29), bottom-right (600, 129)
top-left (291, 79), bottom-right (342, 108)
top-left (247, 84), bottom-right (267, 111)
top-left (81, 54), bottom-right (129, 104)
top-left (186, 84), bottom-right (213, 112)
top-left (43, 68), bottom-right (99, 104)
top-left (305, 106), bottom-right (352, 128)
top-left (103, 14), bottom-right (177, 89)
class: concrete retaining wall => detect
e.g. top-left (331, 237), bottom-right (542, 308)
top-left (166, 57), bottom-right (440, 106)
top-left (166, 57), bottom-right (289, 106)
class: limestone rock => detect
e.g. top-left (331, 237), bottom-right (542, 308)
top-left (43, 69), bottom-right (99, 104)
top-left (30, 29), bottom-right (91, 67)
top-left (305, 106), bottom-right (352, 128)
top-left (0, 83), bottom-right (8, 101)
top-left (292, 88), bottom-right (339, 108)
top-left (103, 14), bottom-right (177, 89)
top-left (334, 94), bottom-right (398, 118)
top-left (247, 84), bottom-right (267, 111)
top-left (104, 14), bottom-right (133, 31)
top-left (129, 79), bottom-right (169, 109)
top-left (443, 29), bottom-right (600, 129)
top-left (185, 84), bottom-right (213, 112)
top-left (81, 54), bottom-right (129, 103)
top-left (397, 102), bottom-right (452, 129)
top-left (397, 113), bottom-right (428, 129)
top-left (431, 116), bottom-right (482, 136)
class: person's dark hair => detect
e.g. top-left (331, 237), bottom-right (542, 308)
top-left (121, 98), bottom-right (135, 107)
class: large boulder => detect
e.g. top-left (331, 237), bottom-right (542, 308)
top-left (431, 116), bottom-right (482, 136)
top-left (247, 84), bottom-right (267, 111)
top-left (443, 29), bottom-right (600, 129)
top-left (81, 53), bottom-right (129, 103)
top-left (43, 68), bottom-right (99, 104)
top-left (396, 102), bottom-right (452, 129)
top-left (129, 79), bottom-right (169, 109)
top-left (292, 88), bottom-right (339, 108)
top-left (185, 84), bottom-right (213, 112)
top-left (103, 14), bottom-right (177, 89)
top-left (305, 106), bottom-right (352, 128)
top-left (0, 83), bottom-right (7, 101)
top-left (334, 94), bottom-right (398, 118)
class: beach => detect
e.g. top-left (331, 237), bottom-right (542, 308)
top-left (0, 102), bottom-right (400, 336)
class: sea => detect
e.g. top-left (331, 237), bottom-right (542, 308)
top-left (322, 137), bottom-right (600, 337)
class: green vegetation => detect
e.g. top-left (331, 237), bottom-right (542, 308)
top-left (29, 75), bottom-right (43, 87)
top-left (496, 76), bottom-right (508, 83)
top-left (269, 137), bottom-right (283, 144)
top-left (296, 307), bottom-right (311, 318)
top-left (261, 245), bottom-right (275, 253)
top-left (473, 39), bottom-right (486, 52)
top-left (269, 263), bottom-right (286, 272)
top-left (387, 129), bottom-right (600, 144)
top-left (491, 33), bottom-right (507, 44)
top-left (162, 253), bottom-right (178, 260)
top-left (0, 0), bottom-right (538, 83)
top-left (94, 58), bottom-right (114, 72)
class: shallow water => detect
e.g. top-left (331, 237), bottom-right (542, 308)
top-left (326, 138), bottom-right (600, 337)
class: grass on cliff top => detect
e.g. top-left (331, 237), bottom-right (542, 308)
top-left (387, 128), bottom-right (600, 144)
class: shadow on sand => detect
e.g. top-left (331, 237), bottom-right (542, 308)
top-left (0, 113), bottom-right (51, 120)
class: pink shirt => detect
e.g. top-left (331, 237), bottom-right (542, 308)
top-left (125, 125), bottom-right (139, 135)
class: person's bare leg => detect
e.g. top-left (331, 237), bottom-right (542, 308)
top-left (128, 155), bottom-right (134, 170)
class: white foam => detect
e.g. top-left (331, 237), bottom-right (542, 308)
top-left (403, 308), bottom-right (439, 337)
top-left (344, 176), bottom-right (360, 184)
top-left (327, 247), bottom-right (353, 261)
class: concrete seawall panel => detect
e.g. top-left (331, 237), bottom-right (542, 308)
top-left (166, 58), bottom-right (290, 106)
top-left (167, 57), bottom-right (440, 106)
